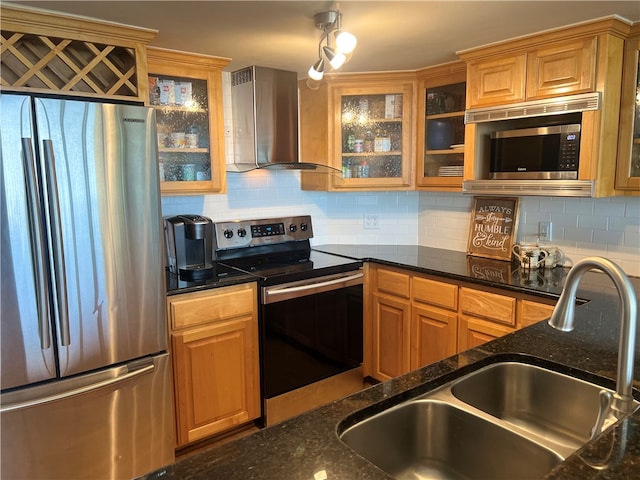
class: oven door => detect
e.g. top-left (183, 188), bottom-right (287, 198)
top-left (260, 271), bottom-right (364, 399)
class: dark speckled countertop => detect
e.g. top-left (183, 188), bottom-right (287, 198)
top-left (144, 245), bottom-right (640, 480)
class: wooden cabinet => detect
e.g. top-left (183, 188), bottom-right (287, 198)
top-left (370, 268), bottom-right (411, 380)
top-left (466, 53), bottom-right (527, 108)
top-left (615, 23), bottom-right (640, 193)
top-left (0, 3), bottom-right (155, 102)
top-left (411, 277), bottom-right (458, 369)
top-left (465, 37), bottom-right (596, 108)
top-left (300, 72), bottom-right (415, 191)
top-left (369, 267), bottom-right (459, 380)
top-left (416, 62), bottom-right (467, 191)
top-left (366, 264), bottom-right (557, 380)
top-left (147, 47), bottom-right (229, 196)
top-left (458, 287), bottom-right (556, 351)
top-left (167, 283), bottom-right (260, 447)
top-left (460, 17), bottom-right (630, 197)
top-left (371, 292), bottom-right (411, 381)
top-left (518, 299), bottom-right (555, 329)
top-left (458, 287), bottom-right (516, 351)
top-left (525, 37), bottom-right (597, 100)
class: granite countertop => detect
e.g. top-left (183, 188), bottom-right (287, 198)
top-left (145, 245), bottom-right (640, 479)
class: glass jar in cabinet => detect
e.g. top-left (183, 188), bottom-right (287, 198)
top-left (615, 24), bottom-right (640, 192)
top-left (299, 76), bottom-right (414, 191)
top-left (417, 63), bottom-right (466, 190)
top-left (334, 84), bottom-right (413, 189)
top-left (146, 47), bottom-right (230, 195)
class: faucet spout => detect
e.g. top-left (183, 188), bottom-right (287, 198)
top-left (548, 257), bottom-right (637, 415)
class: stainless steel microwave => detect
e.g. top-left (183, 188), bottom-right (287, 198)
top-left (489, 124), bottom-right (581, 180)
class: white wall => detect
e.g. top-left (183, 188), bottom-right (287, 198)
top-left (161, 72), bottom-right (640, 277)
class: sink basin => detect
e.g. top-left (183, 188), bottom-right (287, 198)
top-left (450, 362), bottom-right (618, 451)
top-left (339, 360), bottom-right (639, 479)
top-left (340, 399), bottom-right (562, 480)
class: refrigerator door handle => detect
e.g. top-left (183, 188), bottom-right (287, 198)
top-left (21, 137), bottom-right (52, 350)
top-left (0, 363), bottom-right (155, 413)
top-left (42, 139), bottom-right (70, 346)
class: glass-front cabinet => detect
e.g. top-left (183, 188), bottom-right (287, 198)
top-left (146, 47), bottom-right (229, 195)
top-left (616, 24), bottom-right (640, 192)
top-left (416, 62), bottom-right (467, 190)
top-left (300, 75), bottom-right (414, 191)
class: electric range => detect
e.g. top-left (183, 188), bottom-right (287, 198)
top-left (212, 215), bottom-right (365, 426)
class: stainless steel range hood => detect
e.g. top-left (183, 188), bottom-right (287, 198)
top-left (229, 66), bottom-right (335, 172)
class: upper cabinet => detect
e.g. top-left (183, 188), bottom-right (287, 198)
top-left (459, 17), bottom-right (633, 197)
top-left (416, 62), bottom-right (466, 191)
top-left (465, 37), bottom-right (597, 108)
top-left (615, 23), bottom-right (640, 193)
top-left (146, 47), bottom-right (230, 196)
top-left (300, 72), bottom-right (415, 191)
top-left (0, 3), bottom-right (155, 102)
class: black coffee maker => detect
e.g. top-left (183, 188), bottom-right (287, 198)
top-left (164, 215), bottom-right (214, 281)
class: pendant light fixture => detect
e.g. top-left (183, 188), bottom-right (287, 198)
top-left (308, 9), bottom-right (357, 81)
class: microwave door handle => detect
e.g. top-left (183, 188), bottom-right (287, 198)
top-left (22, 138), bottom-right (52, 350)
top-left (42, 139), bottom-right (70, 346)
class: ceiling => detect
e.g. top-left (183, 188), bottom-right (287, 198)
top-left (8, 1), bottom-right (640, 77)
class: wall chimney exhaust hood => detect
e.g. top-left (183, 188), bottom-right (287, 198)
top-left (228, 66), bottom-right (336, 173)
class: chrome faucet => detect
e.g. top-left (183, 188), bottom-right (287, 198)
top-left (548, 257), bottom-right (638, 419)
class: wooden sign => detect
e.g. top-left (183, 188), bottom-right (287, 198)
top-left (467, 196), bottom-right (519, 261)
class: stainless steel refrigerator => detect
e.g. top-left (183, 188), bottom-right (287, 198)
top-left (0, 93), bottom-right (174, 479)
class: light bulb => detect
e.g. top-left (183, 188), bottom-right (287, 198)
top-left (308, 59), bottom-right (324, 81)
top-left (323, 46), bottom-right (346, 70)
top-left (329, 52), bottom-right (346, 69)
top-left (336, 31), bottom-right (357, 54)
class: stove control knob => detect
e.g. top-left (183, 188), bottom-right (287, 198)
top-left (237, 228), bottom-right (247, 238)
top-left (289, 224), bottom-right (297, 233)
top-left (223, 229), bottom-right (234, 239)
top-left (300, 222), bottom-right (308, 231)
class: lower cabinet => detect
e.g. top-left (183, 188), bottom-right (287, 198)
top-left (367, 265), bottom-right (557, 382)
top-left (371, 292), bottom-right (411, 381)
top-left (167, 283), bottom-right (260, 447)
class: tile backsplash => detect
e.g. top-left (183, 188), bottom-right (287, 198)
top-left (161, 72), bottom-right (639, 278)
top-left (161, 172), bottom-right (639, 277)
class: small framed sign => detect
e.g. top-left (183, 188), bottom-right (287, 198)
top-left (467, 196), bottom-right (519, 261)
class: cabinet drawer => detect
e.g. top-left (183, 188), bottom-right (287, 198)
top-left (412, 277), bottom-right (458, 310)
top-left (518, 299), bottom-right (556, 328)
top-left (376, 269), bottom-right (410, 298)
top-left (459, 287), bottom-right (516, 326)
top-left (169, 283), bottom-right (256, 330)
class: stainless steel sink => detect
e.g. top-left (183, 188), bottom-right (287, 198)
top-left (340, 399), bottom-right (562, 480)
top-left (450, 362), bottom-right (618, 452)
top-left (339, 360), bottom-right (639, 479)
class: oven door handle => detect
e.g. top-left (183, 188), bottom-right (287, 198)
top-left (263, 272), bottom-right (363, 302)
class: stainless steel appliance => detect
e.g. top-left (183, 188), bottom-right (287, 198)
top-left (0, 93), bottom-right (174, 479)
top-left (462, 92), bottom-right (601, 197)
top-left (213, 215), bottom-right (364, 426)
top-left (229, 66), bottom-right (336, 172)
top-left (490, 123), bottom-right (581, 180)
top-left (164, 214), bottom-right (214, 281)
